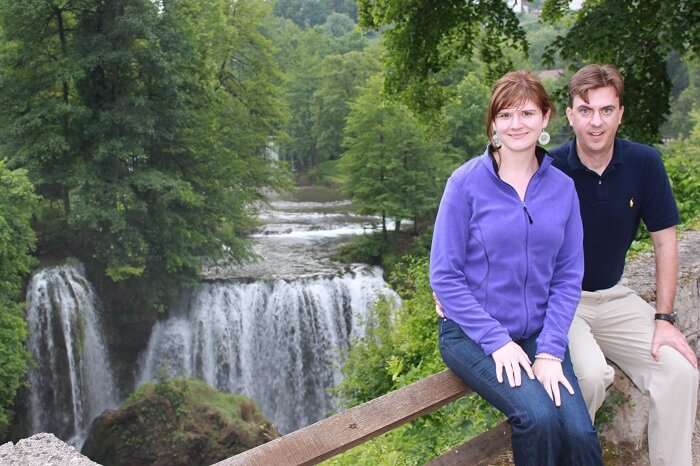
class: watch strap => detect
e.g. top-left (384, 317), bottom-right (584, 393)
top-left (654, 313), bottom-right (676, 325)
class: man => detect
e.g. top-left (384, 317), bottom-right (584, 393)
top-left (435, 64), bottom-right (698, 466)
top-left (551, 64), bottom-right (697, 466)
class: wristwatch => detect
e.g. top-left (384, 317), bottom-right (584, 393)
top-left (654, 312), bottom-right (677, 325)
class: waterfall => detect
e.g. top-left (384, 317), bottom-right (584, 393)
top-left (138, 265), bottom-right (398, 433)
top-left (24, 264), bottom-right (118, 444)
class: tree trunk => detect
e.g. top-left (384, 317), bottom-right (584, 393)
top-left (382, 210), bottom-right (387, 239)
top-left (56, 7), bottom-right (71, 215)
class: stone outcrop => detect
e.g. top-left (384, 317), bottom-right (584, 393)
top-left (0, 433), bottom-right (99, 466)
top-left (80, 378), bottom-right (278, 466)
top-left (600, 230), bottom-right (700, 465)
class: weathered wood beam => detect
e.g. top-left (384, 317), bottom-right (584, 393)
top-left (212, 369), bottom-right (470, 466)
top-left (425, 421), bottom-right (512, 466)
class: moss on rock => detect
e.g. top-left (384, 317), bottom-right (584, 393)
top-left (81, 378), bottom-right (278, 466)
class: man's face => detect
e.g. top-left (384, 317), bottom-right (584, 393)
top-left (566, 86), bottom-right (624, 158)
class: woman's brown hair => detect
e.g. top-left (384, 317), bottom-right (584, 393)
top-left (485, 70), bottom-right (554, 146)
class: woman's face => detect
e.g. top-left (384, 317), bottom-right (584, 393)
top-left (492, 99), bottom-right (549, 154)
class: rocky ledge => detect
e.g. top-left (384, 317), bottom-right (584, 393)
top-left (601, 230), bottom-right (700, 465)
top-left (0, 433), bottom-right (99, 466)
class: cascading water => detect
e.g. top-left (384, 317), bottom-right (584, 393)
top-left (21, 189), bottom-right (403, 441)
top-left (138, 266), bottom-right (398, 433)
top-left (24, 264), bottom-right (117, 444)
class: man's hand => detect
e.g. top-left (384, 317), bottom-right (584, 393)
top-left (491, 341), bottom-right (535, 388)
top-left (648, 227), bottom-right (696, 367)
top-left (651, 320), bottom-right (698, 368)
top-left (533, 358), bottom-right (575, 407)
top-left (433, 291), bottom-right (445, 318)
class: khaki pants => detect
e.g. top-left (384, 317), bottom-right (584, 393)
top-left (568, 284), bottom-right (699, 466)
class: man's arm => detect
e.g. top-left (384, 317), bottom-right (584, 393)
top-left (650, 226), bottom-right (698, 368)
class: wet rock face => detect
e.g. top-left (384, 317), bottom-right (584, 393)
top-left (600, 230), bottom-right (700, 465)
top-left (0, 433), bottom-right (100, 466)
top-left (80, 379), bottom-right (278, 466)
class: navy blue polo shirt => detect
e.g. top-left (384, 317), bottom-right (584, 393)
top-left (550, 138), bottom-right (679, 291)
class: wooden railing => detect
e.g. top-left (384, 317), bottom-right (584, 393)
top-left (212, 370), bottom-right (511, 466)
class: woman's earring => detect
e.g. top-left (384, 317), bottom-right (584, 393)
top-left (538, 130), bottom-right (551, 145)
top-left (492, 131), bottom-right (502, 148)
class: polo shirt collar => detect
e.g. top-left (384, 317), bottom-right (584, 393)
top-left (566, 137), bottom-right (624, 172)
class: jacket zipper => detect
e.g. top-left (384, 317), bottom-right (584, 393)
top-left (487, 161), bottom-right (540, 338)
top-left (521, 201), bottom-right (531, 338)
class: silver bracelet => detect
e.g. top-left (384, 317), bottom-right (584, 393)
top-left (535, 352), bottom-right (563, 362)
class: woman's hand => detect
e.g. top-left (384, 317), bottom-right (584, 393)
top-left (533, 358), bottom-right (575, 406)
top-left (491, 342), bottom-right (535, 387)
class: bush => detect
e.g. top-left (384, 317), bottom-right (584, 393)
top-left (629, 113), bottom-right (700, 256)
top-left (0, 162), bottom-right (36, 437)
top-left (665, 112), bottom-right (700, 226)
top-left (326, 256), bottom-right (501, 465)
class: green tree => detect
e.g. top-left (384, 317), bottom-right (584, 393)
top-left (541, 0), bottom-right (700, 143)
top-left (341, 75), bottom-right (443, 236)
top-left (273, 0), bottom-right (332, 27)
top-left (273, 0), bottom-right (357, 27)
top-left (664, 111), bottom-right (700, 225)
top-left (664, 58), bottom-right (700, 140)
top-left (0, 0), bottom-right (287, 308)
top-left (356, 0), bottom-right (527, 112)
top-left (0, 162), bottom-right (36, 436)
top-left (322, 12), bottom-right (355, 37)
top-left (442, 72), bottom-right (491, 158)
top-left (271, 16), bottom-right (368, 170)
top-left (312, 49), bottom-right (381, 163)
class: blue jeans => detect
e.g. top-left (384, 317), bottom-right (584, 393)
top-left (439, 318), bottom-right (603, 466)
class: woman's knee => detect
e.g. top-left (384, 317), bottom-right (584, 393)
top-left (512, 403), bottom-right (559, 436)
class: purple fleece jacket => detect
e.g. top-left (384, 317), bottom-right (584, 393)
top-left (430, 148), bottom-right (584, 359)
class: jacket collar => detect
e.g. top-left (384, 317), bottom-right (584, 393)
top-left (479, 144), bottom-right (552, 178)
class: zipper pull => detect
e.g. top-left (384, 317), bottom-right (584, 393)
top-left (523, 205), bottom-right (533, 224)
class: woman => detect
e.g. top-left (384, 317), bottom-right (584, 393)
top-left (430, 70), bottom-right (602, 466)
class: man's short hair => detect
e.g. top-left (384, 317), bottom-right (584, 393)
top-left (568, 64), bottom-right (624, 107)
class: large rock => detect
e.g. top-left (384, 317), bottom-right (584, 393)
top-left (80, 378), bottom-right (278, 466)
top-left (599, 230), bottom-right (700, 465)
top-left (0, 432), bottom-right (99, 466)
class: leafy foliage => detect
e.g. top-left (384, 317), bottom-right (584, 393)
top-left (312, 49), bottom-right (381, 163)
top-left (268, 13), bottom-right (370, 171)
top-left (665, 111), bottom-right (700, 225)
top-left (273, 0), bottom-right (357, 28)
top-left (341, 75), bottom-right (447, 235)
top-left (0, 0), bottom-right (289, 309)
top-left (327, 257), bottom-right (501, 465)
top-left (541, 0), bottom-right (700, 143)
top-left (0, 162), bottom-right (36, 436)
top-left (664, 58), bottom-right (700, 140)
top-left (442, 73), bottom-right (491, 158)
top-left (356, 0), bottom-right (527, 112)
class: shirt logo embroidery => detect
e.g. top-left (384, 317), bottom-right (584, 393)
top-left (629, 197), bottom-right (635, 208)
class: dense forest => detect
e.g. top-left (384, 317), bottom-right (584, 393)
top-left (0, 1), bottom-right (698, 463)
